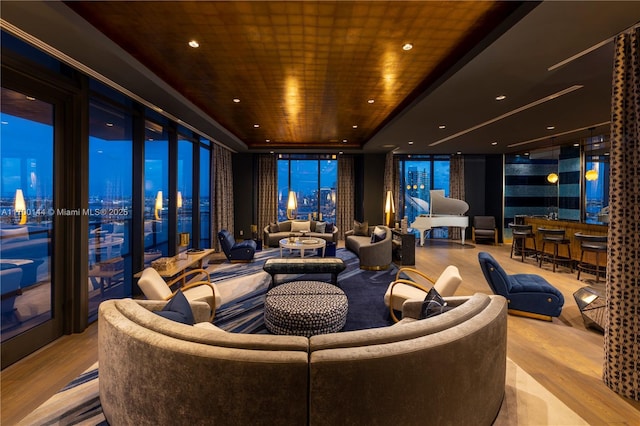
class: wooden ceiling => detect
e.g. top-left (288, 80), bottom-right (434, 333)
top-left (64, 1), bottom-right (520, 150)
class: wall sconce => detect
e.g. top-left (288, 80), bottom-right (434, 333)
top-left (14, 189), bottom-right (26, 225)
top-left (547, 173), bottom-right (559, 184)
top-left (286, 191), bottom-right (298, 220)
top-left (154, 190), bottom-right (163, 220)
top-left (585, 169), bottom-right (598, 181)
top-left (384, 190), bottom-right (395, 228)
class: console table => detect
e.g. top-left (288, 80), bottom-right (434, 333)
top-left (134, 248), bottom-right (215, 286)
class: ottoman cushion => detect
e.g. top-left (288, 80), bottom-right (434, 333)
top-left (264, 281), bottom-right (348, 337)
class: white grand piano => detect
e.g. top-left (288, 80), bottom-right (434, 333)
top-left (410, 190), bottom-right (469, 246)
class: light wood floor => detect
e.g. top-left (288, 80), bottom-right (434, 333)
top-left (2, 241), bottom-right (640, 425)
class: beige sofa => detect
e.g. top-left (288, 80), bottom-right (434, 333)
top-left (99, 293), bottom-right (506, 425)
top-left (263, 220), bottom-right (339, 248)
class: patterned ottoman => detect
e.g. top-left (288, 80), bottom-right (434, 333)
top-left (264, 281), bottom-right (348, 337)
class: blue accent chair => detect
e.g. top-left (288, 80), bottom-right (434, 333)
top-left (478, 252), bottom-right (564, 320)
top-left (218, 229), bottom-right (257, 263)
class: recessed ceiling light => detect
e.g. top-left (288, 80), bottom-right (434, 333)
top-left (106, 122), bottom-right (114, 127)
top-left (339, 151), bottom-right (344, 155)
top-left (408, 141), bottom-right (414, 145)
top-left (26, 96), bottom-right (36, 101)
top-left (491, 141), bottom-right (498, 146)
top-left (573, 143), bottom-right (580, 147)
top-left (495, 95), bottom-right (506, 101)
top-left (266, 139), bottom-right (270, 142)
top-left (232, 98), bottom-right (240, 103)
top-left (605, 152), bottom-right (610, 155)
top-left (456, 151), bottom-right (462, 155)
top-left (402, 43), bottom-right (413, 51)
top-left (1, 121), bottom-right (8, 125)
top-left (342, 139), bottom-right (348, 143)
top-left (367, 99), bottom-right (375, 104)
top-left (188, 40), bottom-right (199, 48)
top-left (524, 152), bottom-right (529, 156)
top-left (594, 143), bottom-right (600, 147)
top-left (352, 125), bottom-right (358, 129)
top-left (546, 126), bottom-right (555, 130)
top-left (438, 125), bottom-right (446, 129)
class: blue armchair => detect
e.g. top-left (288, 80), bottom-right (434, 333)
top-left (217, 230), bottom-right (257, 263)
top-left (478, 252), bottom-right (564, 321)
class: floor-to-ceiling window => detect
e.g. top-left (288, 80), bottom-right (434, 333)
top-left (0, 87), bottom-right (54, 342)
top-left (277, 155), bottom-right (337, 223)
top-left (144, 113), bottom-right (169, 257)
top-left (199, 138), bottom-right (211, 248)
top-left (398, 155), bottom-right (450, 238)
top-left (87, 89), bottom-right (133, 321)
top-left (177, 132), bottom-right (194, 251)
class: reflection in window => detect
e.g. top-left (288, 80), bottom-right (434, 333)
top-left (88, 97), bottom-right (132, 320)
top-left (277, 155), bottom-right (337, 224)
top-left (585, 154), bottom-right (610, 224)
top-left (144, 117), bottom-right (169, 257)
top-left (200, 141), bottom-right (211, 248)
top-left (177, 136), bottom-right (193, 251)
top-left (0, 88), bottom-right (54, 342)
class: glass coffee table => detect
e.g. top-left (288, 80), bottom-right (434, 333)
top-left (279, 237), bottom-right (326, 258)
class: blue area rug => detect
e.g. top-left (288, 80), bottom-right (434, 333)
top-left (213, 248), bottom-right (397, 333)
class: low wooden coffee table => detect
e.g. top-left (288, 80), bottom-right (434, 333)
top-left (279, 237), bottom-right (326, 258)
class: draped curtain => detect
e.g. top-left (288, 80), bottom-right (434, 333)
top-left (448, 155), bottom-right (465, 241)
top-left (257, 154), bottom-right (278, 245)
top-left (337, 156), bottom-right (355, 240)
top-left (603, 26), bottom-right (640, 401)
top-left (212, 145), bottom-right (234, 251)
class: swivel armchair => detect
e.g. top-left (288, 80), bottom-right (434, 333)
top-left (218, 229), bottom-right (257, 263)
top-left (478, 252), bottom-right (564, 321)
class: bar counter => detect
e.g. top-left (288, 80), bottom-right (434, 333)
top-left (523, 217), bottom-right (608, 264)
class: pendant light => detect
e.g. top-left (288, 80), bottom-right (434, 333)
top-left (585, 127), bottom-right (598, 181)
top-left (547, 137), bottom-right (559, 184)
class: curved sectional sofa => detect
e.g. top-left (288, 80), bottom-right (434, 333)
top-left (99, 293), bottom-right (507, 425)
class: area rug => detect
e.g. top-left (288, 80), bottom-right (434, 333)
top-left (213, 248), bottom-right (397, 333)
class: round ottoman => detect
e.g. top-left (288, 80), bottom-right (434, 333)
top-left (264, 281), bottom-right (348, 337)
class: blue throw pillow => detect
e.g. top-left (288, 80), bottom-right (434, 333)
top-left (419, 287), bottom-right (453, 319)
top-left (371, 226), bottom-right (387, 243)
top-left (155, 290), bottom-right (195, 325)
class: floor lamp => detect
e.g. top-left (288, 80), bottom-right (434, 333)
top-left (385, 190), bottom-right (395, 228)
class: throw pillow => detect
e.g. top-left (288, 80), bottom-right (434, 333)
top-left (325, 222), bottom-right (334, 233)
top-left (315, 221), bottom-right (327, 233)
top-left (419, 287), bottom-right (453, 319)
top-left (290, 221), bottom-right (311, 233)
top-left (268, 222), bottom-right (279, 233)
top-left (353, 220), bottom-right (369, 236)
top-left (154, 290), bottom-right (195, 325)
top-left (371, 226), bottom-right (387, 243)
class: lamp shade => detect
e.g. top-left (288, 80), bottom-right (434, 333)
top-left (154, 191), bottom-right (163, 220)
top-left (585, 169), bottom-right (598, 181)
top-left (14, 189), bottom-right (26, 224)
top-left (177, 191), bottom-right (183, 208)
top-left (547, 173), bottom-right (559, 184)
top-left (287, 191), bottom-right (297, 210)
top-left (384, 190), bottom-right (395, 214)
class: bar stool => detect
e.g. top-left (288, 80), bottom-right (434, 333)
top-left (575, 233), bottom-right (607, 282)
top-left (538, 227), bottom-right (573, 273)
top-left (509, 224), bottom-right (537, 263)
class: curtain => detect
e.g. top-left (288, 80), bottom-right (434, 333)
top-left (449, 154), bottom-right (465, 241)
top-left (603, 26), bottom-right (640, 401)
top-left (337, 156), bottom-right (355, 240)
top-left (213, 145), bottom-right (234, 251)
top-left (257, 154), bottom-right (277, 245)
